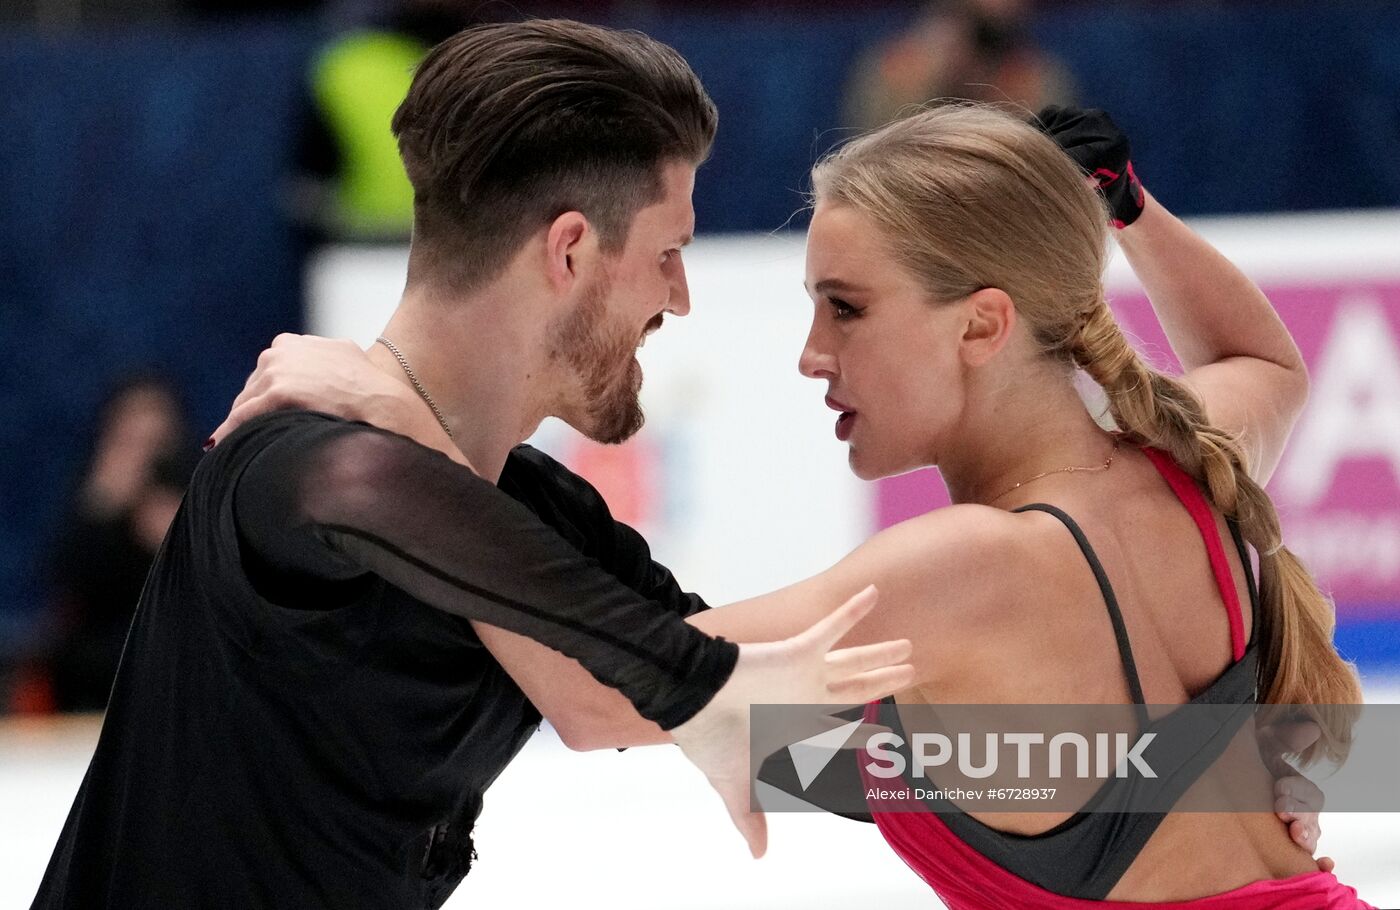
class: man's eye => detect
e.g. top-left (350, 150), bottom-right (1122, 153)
top-left (660, 249), bottom-right (681, 265)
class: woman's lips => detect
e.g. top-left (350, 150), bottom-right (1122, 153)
top-left (826, 395), bottom-right (856, 441)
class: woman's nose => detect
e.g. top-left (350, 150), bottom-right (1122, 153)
top-left (799, 337), bottom-right (837, 379)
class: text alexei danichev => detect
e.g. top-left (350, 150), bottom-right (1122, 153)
top-left (865, 786), bottom-right (1059, 802)
top-left (866, 786), bottom-right (985, 802)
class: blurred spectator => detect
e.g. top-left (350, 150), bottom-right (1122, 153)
top-left (295, 0), bottom-right (496, 242)
top-left (69, 374), bottom-right (188, 524)
top-left (31, 374), bottom-right (195, 713)
top-left (842, 0), bottom-right (1076, 131)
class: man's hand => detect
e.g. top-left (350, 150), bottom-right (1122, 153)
top-left (670, 586), bottom-right (914, 858)
top-left (1258, 716), bottom-right (1331, 868)
top-left (208, 334), bottom-right (465, 466)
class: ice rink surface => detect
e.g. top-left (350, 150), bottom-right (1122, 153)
top-left (2, 678), bottom-right (1397, 909)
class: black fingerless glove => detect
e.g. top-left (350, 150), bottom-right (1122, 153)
top-left (1033, 105), bottom-right (1146, 228)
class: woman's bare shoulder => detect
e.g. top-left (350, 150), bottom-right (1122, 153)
top-left (848, 504), bottom-right (1048, 628)
top-left (866, 502), bottom-right (1049, 575)
top-left (859, 504), bottom-right (1104, 694)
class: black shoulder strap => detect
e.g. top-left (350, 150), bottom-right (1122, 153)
top-left (1015, 504), bottom-right (1150, 724)
top-left (1226, 519), bottom-right (1260, 647)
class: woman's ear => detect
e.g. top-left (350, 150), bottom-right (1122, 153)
top-left (960, 287), bottom-right (1017, 367)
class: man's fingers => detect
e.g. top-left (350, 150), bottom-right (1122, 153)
top-left (1275, 775), bottom-right (1325, 813)
top-left (1287, 819), bottom-right (1311, 851)
top-left (825, 638), bottom-right (912, 678)
top-left (1286, 816), bottom-right (1319, 853)
top-left (826, 664), bottom-right (915, 704)
top-left (1317, 856), bottom-right (1335, 874)
top-left (715, 780), bottom-right (767, 859)
top-left (797, 585), bottom-right (879, 650)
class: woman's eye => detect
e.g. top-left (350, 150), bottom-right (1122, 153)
top-left (830, 298), bottom-right (861, 320)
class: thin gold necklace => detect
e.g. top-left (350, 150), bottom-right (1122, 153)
top-left (988, 438), bottom-right (1120, 505)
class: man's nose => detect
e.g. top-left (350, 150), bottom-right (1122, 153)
top-left (665, 258), bottom-right (691, 317)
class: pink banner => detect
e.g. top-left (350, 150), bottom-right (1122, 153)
top-left (877, 280), bottom-right (1400, 612)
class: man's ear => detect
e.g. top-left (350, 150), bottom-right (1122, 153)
top-left (544, 211), bottom-right (594, 294)
top-left (960, 287), bottom-right (1017, 367)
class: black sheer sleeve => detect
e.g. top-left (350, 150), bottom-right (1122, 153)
top-left (497, 445), bottom-right (708, 619)
top-left (230, 414), bottom-right (736, 729)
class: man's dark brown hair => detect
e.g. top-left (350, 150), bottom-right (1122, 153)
top-left (391, 19), bottom-right (718, 294)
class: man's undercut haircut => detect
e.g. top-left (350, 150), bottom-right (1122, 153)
top-left (392, 19), bottom-right (718, 294)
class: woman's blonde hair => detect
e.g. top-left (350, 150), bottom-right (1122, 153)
top-left (812, 103), bottom-right (1360, 762)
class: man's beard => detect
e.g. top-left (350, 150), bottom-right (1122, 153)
top-left (550, 275), bottom-right (646, 445)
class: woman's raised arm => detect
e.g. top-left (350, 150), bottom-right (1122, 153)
top-left (1036, 106), bottom-right (1308, 484)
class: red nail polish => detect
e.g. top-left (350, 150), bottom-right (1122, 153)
top-left (202, 437), bottom-right (214, 452)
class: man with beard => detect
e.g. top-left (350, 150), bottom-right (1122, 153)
top-left (31, 20), bottom-right (915, 910)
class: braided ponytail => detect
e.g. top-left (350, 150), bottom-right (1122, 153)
top-left (1071, 305), bottom-right (1361, 764)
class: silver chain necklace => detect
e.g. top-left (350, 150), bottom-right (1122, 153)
top-left (375, 336), bottom-right (453, 439)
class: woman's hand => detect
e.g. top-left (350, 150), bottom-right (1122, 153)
top-left (1033, 105), bottom-right (1146, 228)
top-left (208, 334), bottom-right (465, 466)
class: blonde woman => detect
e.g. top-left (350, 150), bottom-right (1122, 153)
top-left (780, 104), bottom-right (1368, 908)
top-left (213, 104), bottom-right (1363, 905)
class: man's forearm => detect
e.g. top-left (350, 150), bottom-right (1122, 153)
top-left (473, 621), bottom-right (673, 750)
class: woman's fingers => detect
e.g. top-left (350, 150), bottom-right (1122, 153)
top-left (208, 395), bottom-right (280, 447)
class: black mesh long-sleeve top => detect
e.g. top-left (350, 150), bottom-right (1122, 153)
top-left (32, 412), bottom-right (736, 910)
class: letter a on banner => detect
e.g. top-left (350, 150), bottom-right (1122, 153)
top-left (1280, 297), bottom-right (1400, 505)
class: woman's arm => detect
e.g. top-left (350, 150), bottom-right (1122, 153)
top-left (515, 504), bottom-right (1021, 750)
top-left (209, 334), bottom-right (465, 466)
top-left (1034, 107), bottom-right (1307, 485)
top-left (1115, 191), bottom-right (1308, 484)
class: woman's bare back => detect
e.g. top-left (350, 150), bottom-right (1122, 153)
top-left (907, 446), bottom-right (1317, 901)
